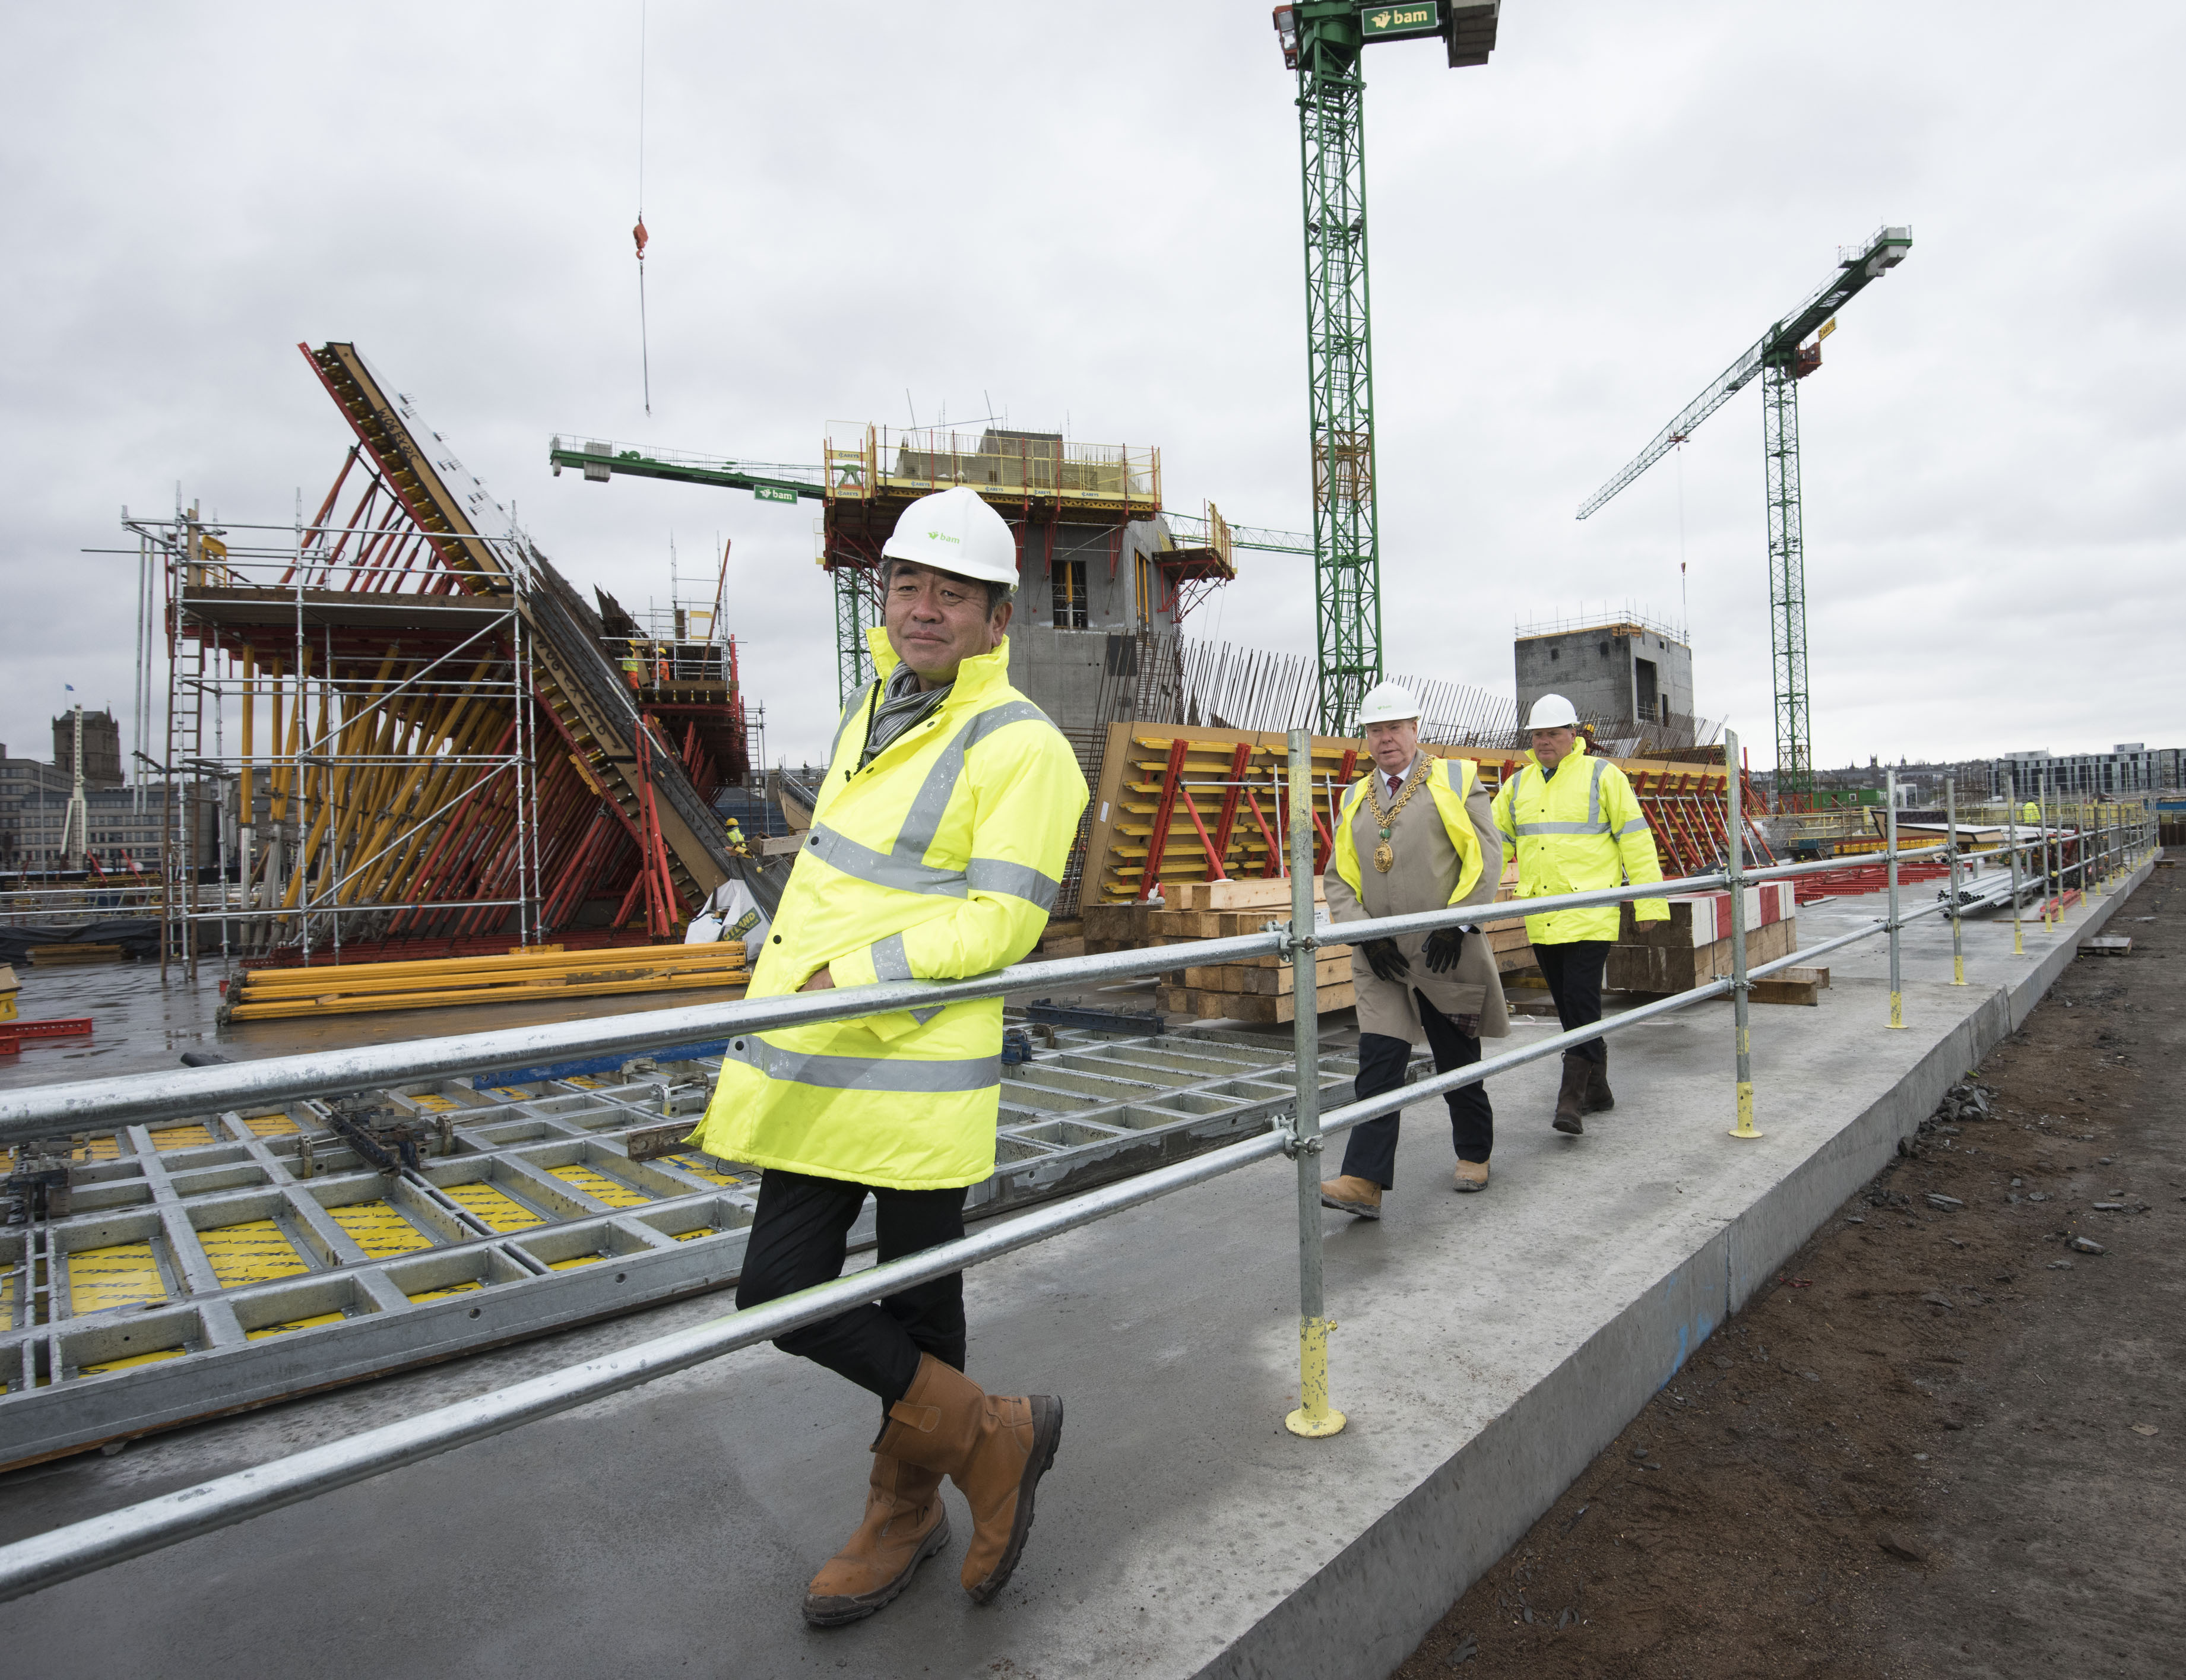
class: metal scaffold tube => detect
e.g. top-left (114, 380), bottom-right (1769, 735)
top-left (1283, 728), bottom-right (1342, 1438)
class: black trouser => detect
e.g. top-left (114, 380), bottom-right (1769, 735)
top-left (1340, 989), bottom-right (1493, 1186)
top-left (1535, 939), bottom-right (1610, 1065)
top-left (737, 1168), bottom-right (968, 1409)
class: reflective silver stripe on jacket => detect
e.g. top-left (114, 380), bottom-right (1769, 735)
top-left (728, 1035), bottom-right (1000, 1093)
top-left (803, 698), bottom-right (1059, 898)
top-left (870, 932), bottom-right (913, 982)
top-left (1513, 756), bottom-right (1614, 837)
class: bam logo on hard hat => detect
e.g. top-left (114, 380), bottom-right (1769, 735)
top-left (926, 530), bottom-right (961, 543)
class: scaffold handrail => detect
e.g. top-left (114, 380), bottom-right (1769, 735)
top-left (0, 812), bottom-right (2145, 1602)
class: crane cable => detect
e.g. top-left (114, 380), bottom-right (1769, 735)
top-left (633, 0), bottom-right (651, 414)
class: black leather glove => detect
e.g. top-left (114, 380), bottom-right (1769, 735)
top-left (1423, 927), bottom-right (1467, 974)
top-left (1361, 938), bottom-right (1410, 983)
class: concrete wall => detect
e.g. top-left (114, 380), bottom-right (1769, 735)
top-left (1515, 626), bottom-right (1693, 727)
top-left (1009, 518), bottom-right (1175, 731)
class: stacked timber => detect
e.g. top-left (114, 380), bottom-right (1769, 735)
top-left (1147, 877), bottom-right (1355, 1025)
top-left (1605, 883), bottom-right (1798, 995)
top-left (221, 941), bottom-right (749, 1022)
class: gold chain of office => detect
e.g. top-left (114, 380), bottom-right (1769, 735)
top-left (1364, 761), bottom-right (1431, 873)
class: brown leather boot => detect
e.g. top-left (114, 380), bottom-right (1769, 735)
top-left (875, 1353), bottom-right (1064, 1605)
top-left (1553, 1054), bottom-right (1588, 1134)
top-left (1319, 1174), bottom-right (1383, 1218)
top-left (801, 1454), bottom-right (951, 1627)
top-left (1582, 1052), bottom-right (1614, 1113)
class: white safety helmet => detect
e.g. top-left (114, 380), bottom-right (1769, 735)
top-left (1356, 681), bottom-right (1422, 727)
top-left (881, 484), bottom-right (1020, 588)
top-left (1525, 693), bottom-right (1580, 731)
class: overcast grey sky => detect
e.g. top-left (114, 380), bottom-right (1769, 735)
top-left (4, 2), bottom-right (2179, 772)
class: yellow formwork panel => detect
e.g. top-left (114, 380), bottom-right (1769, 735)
top-left (242, 1112), bottom-right (300, 1137)
top-left (408, 1093), bottom-right (462, 1112)
top-left (246, 1310), bottom-right (346, 1341)
top-left (329, 1201), bottom-right (433, 1259)
top-left (72, 1134), bottom-right (122, 1163)
top-left (565, 1076), bottom-right (603, 1089)
top-left (406, 1279), bottom-right (485, 1304)
top-left (480, 1086), bottom-right (533, 1101)
top-left (199, 1219), bottom-right (312, 1288)
top-left (658, 1152), bottom-right (740, 1187)
top-left (81, 1347), bottom-right (186, 1376)
top-left (441, 1181), bottom-right (543, 1232)
top-left (67, 1241), bottom-right (166, 1313)
top-left (149, 1124), bottom-right (217, 1152)
top-left (670, 1226), bottom-right (718, 1242)
top-left (545, 1253), bottom-right (606, 1272)
top-left (549, 1164), bottom-right (650, 1209)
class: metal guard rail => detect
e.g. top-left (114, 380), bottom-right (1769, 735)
top-left (0, 736), bottom-right (2153, 1602)
top-left (0, 848), bottom-right (1946, 1145)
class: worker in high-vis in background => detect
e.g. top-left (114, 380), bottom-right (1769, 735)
top-left (1493, 695), bottom-right (1668, 1136)
top-left (723, 814), bottom-right (749, 856)
top-left (2022, 798), bottom-right (2040, 826)
top-left (692, 484), bottom-right (1088, 1627)
top-left (1319, 682), bottom-right (1510, 1214)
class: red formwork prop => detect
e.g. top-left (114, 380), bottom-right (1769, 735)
top-left (0, 1017), bottom-right (94, 1055)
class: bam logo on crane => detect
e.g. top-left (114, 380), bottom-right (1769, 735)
top-left (1360, 2), bottom-right (1442, 40)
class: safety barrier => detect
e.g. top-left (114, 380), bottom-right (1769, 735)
top-left (0, 734), bottom-right (2157, 1602)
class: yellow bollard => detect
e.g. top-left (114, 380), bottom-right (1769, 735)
top-left (1286, 1317), bottom-right (1347, 1437)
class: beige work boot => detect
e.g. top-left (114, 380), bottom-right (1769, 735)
top-left (1452, 1159), bottom-right (1490, 1193)
top-left (801, 1454), bottom-right (951, 1627)
top-left (875, 1353), bottom-right (1064, 1605)
top-left (1319, 1174), bottom-right (1383, 1218)
top-left (1553, 1054), bottom-right (1588, 1134)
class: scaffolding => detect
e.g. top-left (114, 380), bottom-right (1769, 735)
top-left (138, 342), bottom-right (752, 977)
top-left (142, 506), bottom-right (538, 976)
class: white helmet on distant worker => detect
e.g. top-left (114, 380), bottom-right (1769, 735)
top-left (881, 484), bottom-right (1020, 588)
top-left (1356, 681), bottom-right (1422, 727)
top-left (1525, 693), bottom-right (1580, 731)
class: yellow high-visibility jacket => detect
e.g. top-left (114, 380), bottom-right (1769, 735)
top-left (693, 630), bottom-right (1088, 1190)
top-left (1490, 740), bottom-right (1668, 944)
top-left (1330, 755), bottom-right (1489, 908)
top-left (2021, 801), bottom-right (2039, 825)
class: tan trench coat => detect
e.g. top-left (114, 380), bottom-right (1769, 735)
top-left (1323, 754), bottom-right (1511, 1044)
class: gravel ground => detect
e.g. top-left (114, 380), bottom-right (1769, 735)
top-left (1396, 864), bottom-right (2184, 1679)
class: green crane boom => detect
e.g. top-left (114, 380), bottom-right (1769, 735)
top-left (1576, 226), bottom-right (1913, 803)
top-left (1275, 1), bottom-right (1498, 733)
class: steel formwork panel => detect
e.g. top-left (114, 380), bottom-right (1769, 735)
top-left (1, 1024), bottom-right (1380, 1467)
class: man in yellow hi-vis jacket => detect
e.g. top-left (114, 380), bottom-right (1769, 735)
top-left (1318, 683), bottom-right (1510, 1214)
top-left (1492, 695), bottom-right (1668, 1135)
top-left (694, 485), bottom-right (1086, 1627)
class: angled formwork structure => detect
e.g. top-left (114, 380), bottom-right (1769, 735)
top-left (145, 344), bottom-right (749, 973)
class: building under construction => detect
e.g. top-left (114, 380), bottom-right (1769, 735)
top-left (140, 344), bottom-right (753, 970)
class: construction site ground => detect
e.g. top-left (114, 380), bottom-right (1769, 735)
top-left (0, 857), bottom-right (2162, 1677)
top-left (1396, 862), bottom-right (2184, 1680)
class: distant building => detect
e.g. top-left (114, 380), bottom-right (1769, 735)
top-left (50, 708), bottom-right (125, 787)
top-left (0, 747), bottom-right (208, 874)
top-left (1514, 612), bottom-right (1699, 740)
top-left (1990, 744), bottom-right (2172, 799)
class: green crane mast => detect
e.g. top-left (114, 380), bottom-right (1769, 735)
top-left (1576, 226), bottom-right (1913, 805)
top-left (1272, 1), bottom-right (1499, 733)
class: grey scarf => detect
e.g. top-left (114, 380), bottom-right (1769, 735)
top-left (858, 663), bottom-right (951, 769)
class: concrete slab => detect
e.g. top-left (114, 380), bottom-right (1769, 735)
top-left (0, 855), bottom-right (2158, 1679)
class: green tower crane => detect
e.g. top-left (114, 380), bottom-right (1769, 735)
top-left (1576, 226), bottom-right (1913, 805)
top-left (1272, 1), bottom-right (1500, 733)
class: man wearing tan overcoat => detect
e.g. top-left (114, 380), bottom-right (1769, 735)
top-left (1319, 683), bottom-right (1510, 1216)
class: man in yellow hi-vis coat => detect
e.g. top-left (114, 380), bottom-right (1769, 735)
top-left (1318, 683), bottom-right (1510, 1214)
top-left (1492, 695), bottom-right (1668, 1135)
top-left (694, 485), bottom-right (1086, 1627)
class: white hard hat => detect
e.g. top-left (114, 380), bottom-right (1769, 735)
top-left (1525, 693), bottom-right (1580, 731)
top-left (1357, 681), bottom-right (1421, 727)
top-left (881, 485), bottom-right (1019, 587)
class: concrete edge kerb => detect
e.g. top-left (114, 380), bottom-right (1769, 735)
top-left (1197, 854), bottom-right (2159, 1680)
